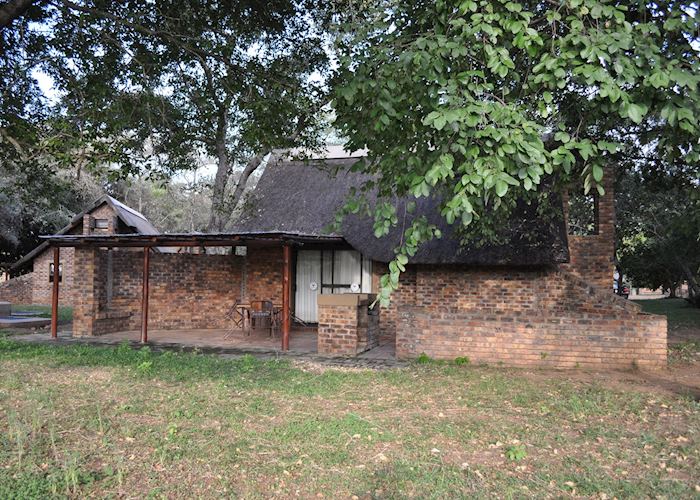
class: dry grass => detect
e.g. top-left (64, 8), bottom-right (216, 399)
top-left (0, 339), bottom-right (699, 498)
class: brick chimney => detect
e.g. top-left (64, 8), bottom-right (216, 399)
top-left (561, 166), bottom-right (616, 292)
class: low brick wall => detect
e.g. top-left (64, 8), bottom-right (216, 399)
top-left (317, 294), bottom-right (379, 356)
top-left (0, 273), bottom-right (33, 304)
top-left (396, 266), bottom-right (667, 368)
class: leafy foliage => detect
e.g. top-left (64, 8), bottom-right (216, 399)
top-left (1, 1), bottom-right (332, 232)
top-left (618, 171), bottom-right (700, 305)
top-left (505, 444), bottom-right (528, 461)
top-left (333, 0), bottom-right (700, 305)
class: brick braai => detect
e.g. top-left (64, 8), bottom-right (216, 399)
top-left (317, 294), bottom-right (379, 356)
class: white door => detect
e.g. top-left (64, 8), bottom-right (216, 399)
top-left (295, 250), bottom-right (321, 322)
top-left (295, 249), bottom-right (373, 323)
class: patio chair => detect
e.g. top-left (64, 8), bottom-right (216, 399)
top-left (224, 299), bottom-right (246, 340)
top-left (249, 300), bottom-right (278, 337)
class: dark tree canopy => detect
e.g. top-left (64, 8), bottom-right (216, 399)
top-left (1, 0), bottom-right (332, 235)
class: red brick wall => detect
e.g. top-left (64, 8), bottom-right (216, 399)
top-left (561, 167), bottom-right (615, 291)
top-left (0, 272), bottom-right (33, 304)
top-left (396, 265), bottom-right (667, 368)
top-left (82, 203), bottom-right (119, 234)
top-left (31, 247), bottom-right (76, 305)
top-left (317, 296), bottom-right (379, 356)
top-left (318, 303), bottom-right (360, 356)
top-left (72, 247), bottom-right (106, 335)
top-left (372, 262), bottom-right (416, 342)
top-left (0, 247), bottom-right (77, 306)
top-left (72, 247), bottom-right (283, 336)
top-left (244, 247), bottom-right (283, 302)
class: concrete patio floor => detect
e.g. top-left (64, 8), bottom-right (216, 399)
top-left (9, 325), bottom-right (398, 363)
top-left (87, 327), bottom-right (320, 354)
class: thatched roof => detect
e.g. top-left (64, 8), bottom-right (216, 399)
top-left (232, 157), bottom-right (569, 265)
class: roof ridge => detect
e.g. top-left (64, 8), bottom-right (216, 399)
top-left (106, 195), bottom-right (148, 221)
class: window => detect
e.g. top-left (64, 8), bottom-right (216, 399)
top-left (567, 189), bottom-right (598, 235)
top-left (49, 263), bottom-right (63, 283)
top-left (94, 218), bottom-right (109, 229)
top-left (320, 250), bottom-right (372, 294)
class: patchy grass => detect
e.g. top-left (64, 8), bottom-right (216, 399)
top-left (634, 298), bottom-right (700, 332)
top-left (635, 298), bottom-right (700, 362)
top-left (11, 304), bottom-right (73, 323)
top-left (0, 340), bottom-right (698, 498)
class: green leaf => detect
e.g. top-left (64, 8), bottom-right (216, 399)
top-left (433, 114), bottom-right (447, 130)
top-left (495, 180), bottom-right (508, 197)
top-left (625, 103), bottom-right (647, 124)
top-left (592, 164), bottom-right (604, 183)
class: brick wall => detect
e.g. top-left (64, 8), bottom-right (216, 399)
top-left (396, 265), bottom-right (667, 368)
top-left (561, 167), bottom-right (616, 291)
top-left (31, 247), bottom-right (76, 305)
top-left (317, 294), bottom-right (379, 356)
top-left (82, 204), bottom-right (119, 235)
top-left (244, 247), bottom-right (283, 302)
top-left (372, 262), bottom-right (416, 342)
top-left (72, 247), bottom-right (283, 336)
top-left (0, 272), bottom-right (33, 304)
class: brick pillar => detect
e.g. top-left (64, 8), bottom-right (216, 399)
top-left (317, 294), bottom-right (378, 356)
top-left (72, 247), bottom-right (102, 336)
top-left (562, 166), bottom-right (616, 291)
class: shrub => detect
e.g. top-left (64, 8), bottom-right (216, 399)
top-left (415, 353), bottom-right (432, 364)
top-left (505, 444), bottom-right (527, 461)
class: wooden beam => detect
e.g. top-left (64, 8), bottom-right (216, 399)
top-left (50, 246), bottom-right (60, 339)
top-left (141, 247), bottom-right (150, 344)
top-left (282, 244), bottom-right (291, 351)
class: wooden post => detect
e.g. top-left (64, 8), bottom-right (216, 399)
top-left (50, 246), bottom-right (60, 339)
top-left (282, 244), bottom-right (291, 351)
top-left (141, 246), bottom-right (150, 344)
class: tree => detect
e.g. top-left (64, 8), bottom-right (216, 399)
top-left (1, 1), bottom-right (331, 232)
top-left (0, 163), bottom-right (94, 267)
top-left (332, 0), bottom-right (700, 305)
top-left (617, 170), bottom-right (700, 306)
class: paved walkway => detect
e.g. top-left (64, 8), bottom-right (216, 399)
top-left (8, 330), bottom-right (406, 370)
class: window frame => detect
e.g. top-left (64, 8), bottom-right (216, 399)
top-left (94, 218), bottom-right (109, 229)
top-left (49, 262), bottom-right (63, 283)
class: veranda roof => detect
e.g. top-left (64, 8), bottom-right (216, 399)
top-left (40, 231), bottom-right (345, 248)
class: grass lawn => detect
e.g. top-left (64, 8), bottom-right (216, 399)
top-left (634, 298), bottom-right (700, 332)
top-left (634, 298), bottom-right (700, 361)
top-left (10, 304), bottom-right (73, 323)
top-left (0, 340), bottom-right (698, 498)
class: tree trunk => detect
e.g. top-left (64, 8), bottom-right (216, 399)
top-left (206, 99), bottom-right (271, 232)
top-left (227, 152), bottom-right (268, 215)
top-left (678, 260), bottom-right (700, 307)
top-left (207, 106), bottom-right (231, 232)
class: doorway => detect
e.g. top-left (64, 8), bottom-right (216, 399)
top-left (294, 249), bottom-right (372, 323)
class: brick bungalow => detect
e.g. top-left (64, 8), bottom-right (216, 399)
top-left (41, 156), bottom-right (667, 368)
top-left (0, 195), bottom-right (159, 306)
